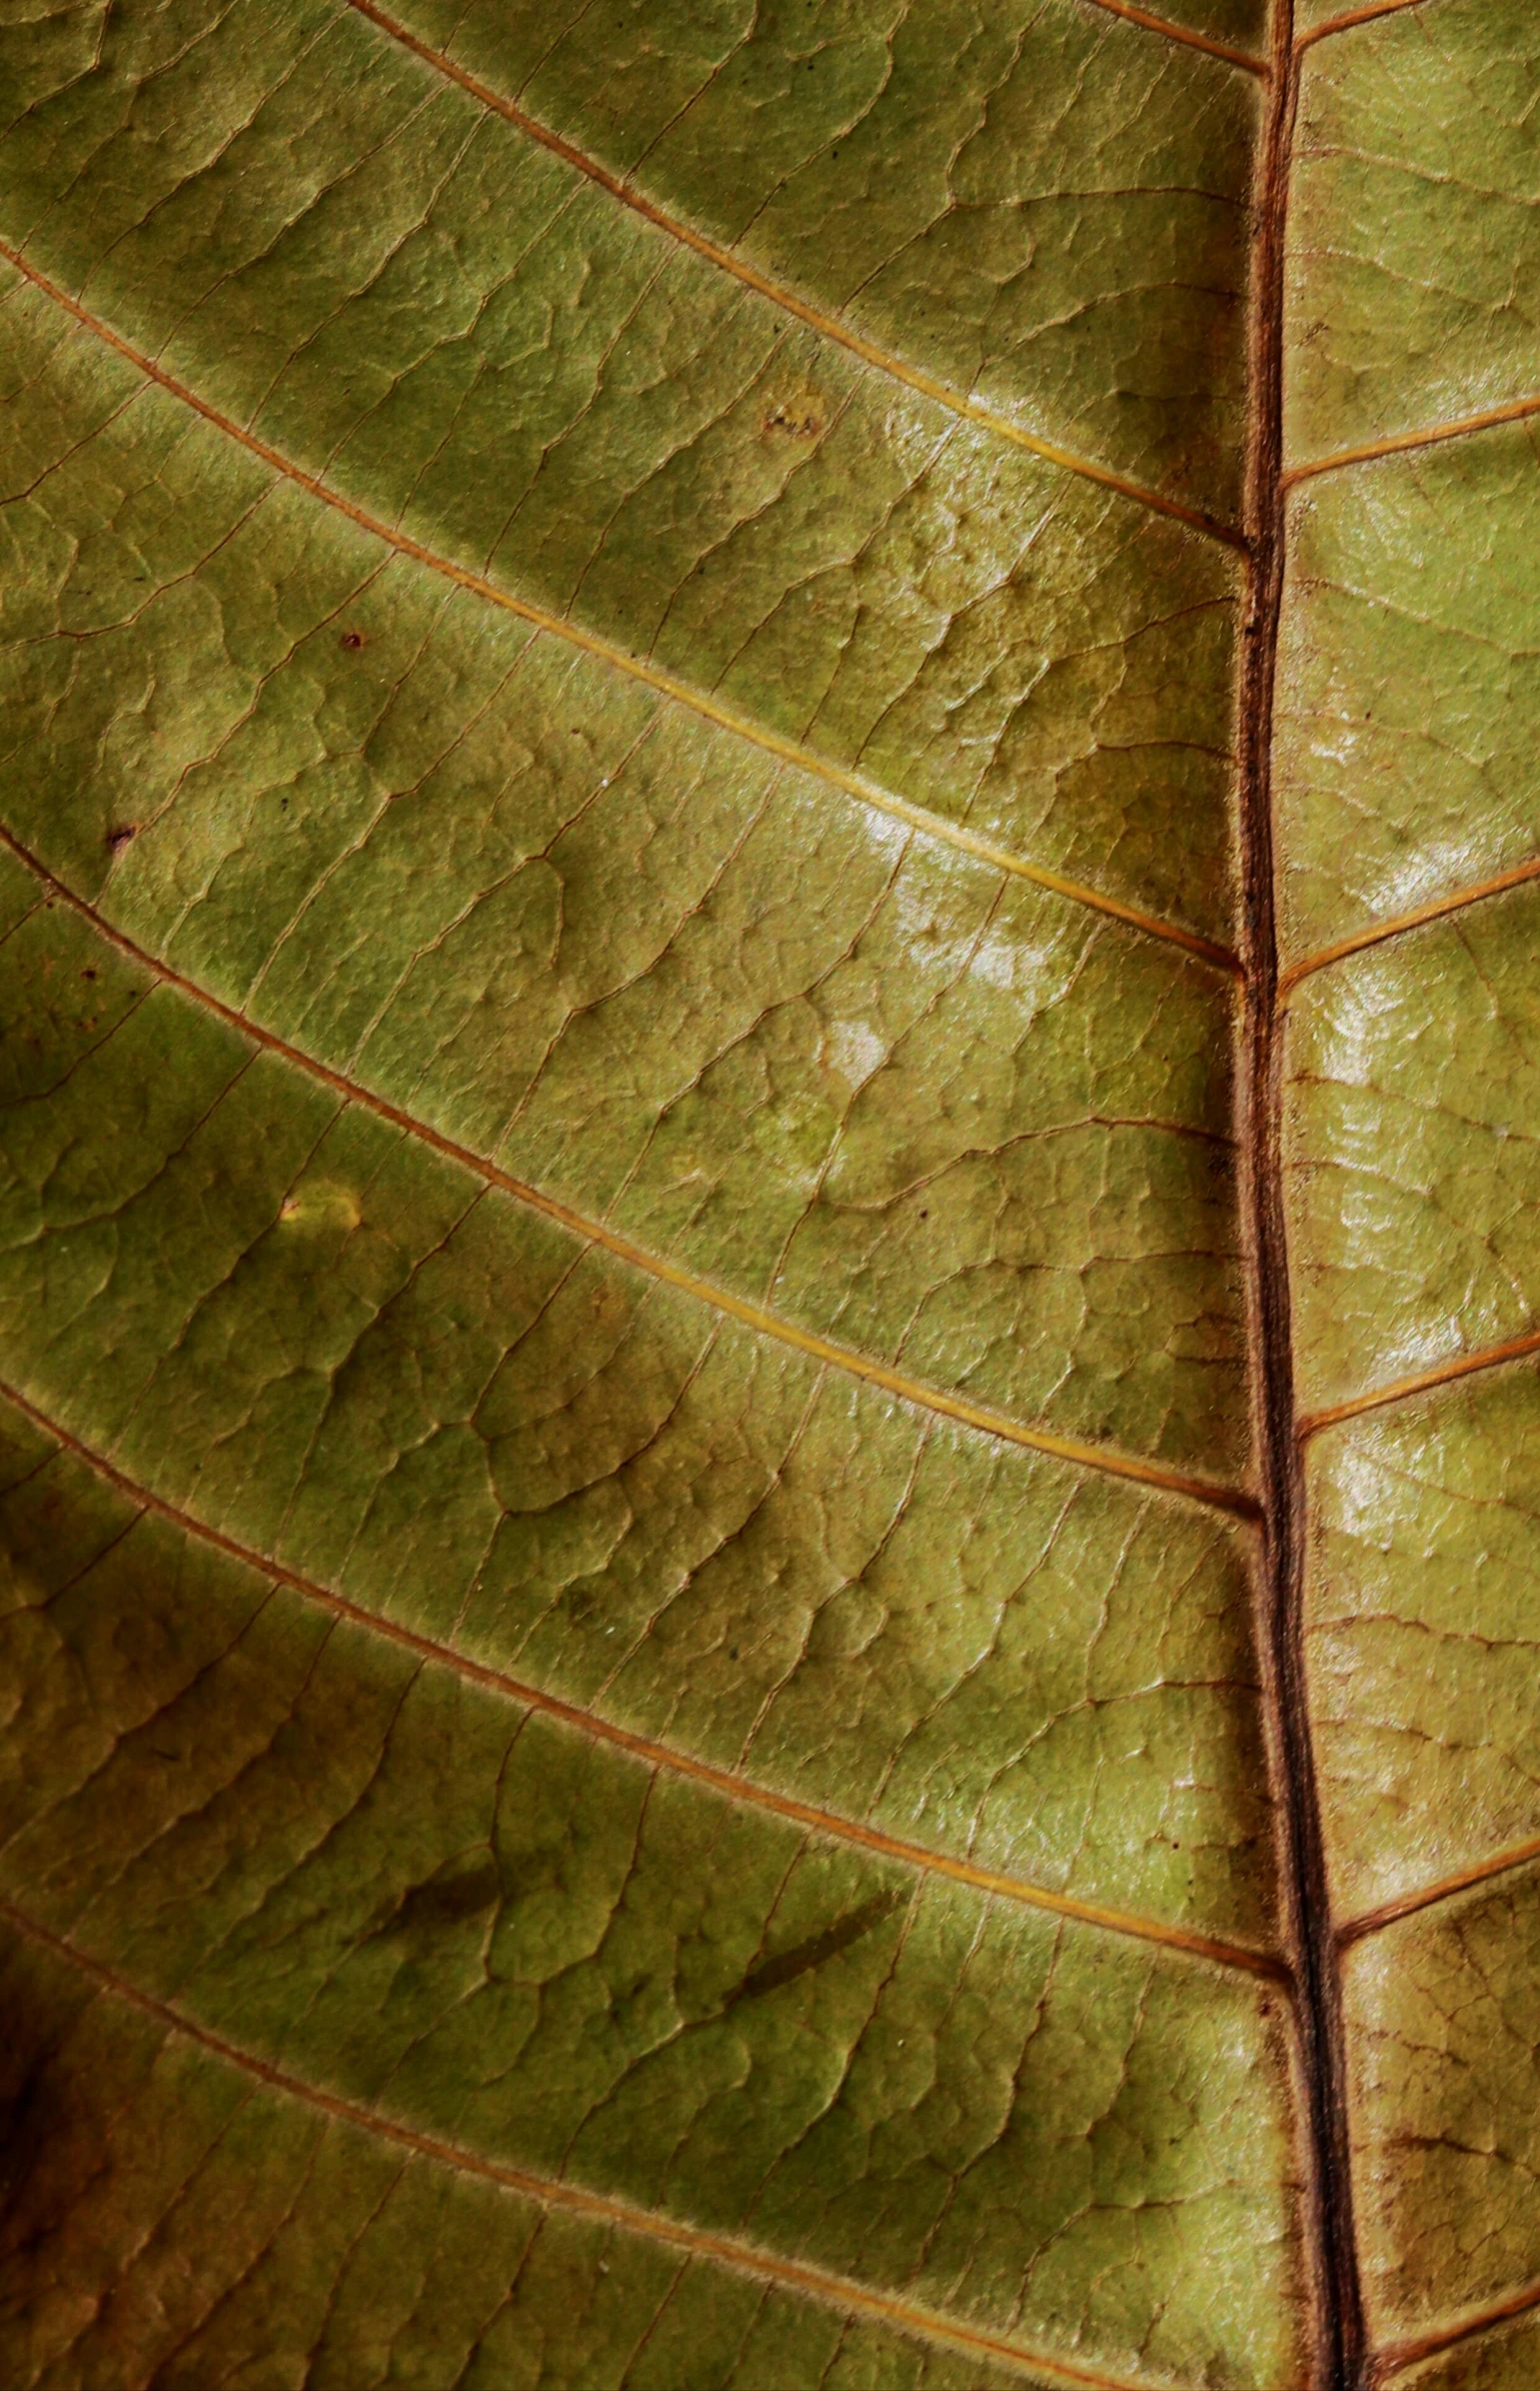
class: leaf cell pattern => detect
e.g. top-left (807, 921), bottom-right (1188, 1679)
top-left (0, 0), bottom-right (1538, 2386)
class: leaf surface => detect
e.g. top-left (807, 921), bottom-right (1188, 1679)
top-left (0, 2), bottom-right (1536, 2386)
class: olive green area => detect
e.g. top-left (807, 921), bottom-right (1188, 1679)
top-left (0, 1405), bottom-right (1303, 2391)
top-left (406, 0), bottom-right (1273, 143)
top-left (1275, 424), bottom-right (1540, 960)
top-left (361, 0), bottom-right (1260, 508)
top-left (0, 296), bottom-right (1249, 1480)
top-left (0, 880), bottom-right (1271, 1941)
top-left (0, 1933), bottom-right (1073, 2391)
top-left (1307, 1365), bottom-right (1540, 1921)
top-left (1284, 885), bottom-right (1540, 1415)
top-left (5, 0), bottom-right (1540, 2380)
top-left (1287, 1), bottom-right (1540, 463)
top-left (1345, 1871), bottom-right (1540, 2346)
top-left (0, 0), bottom-right (1247, 945)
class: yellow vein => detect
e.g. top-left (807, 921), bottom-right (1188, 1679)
top-left (0, 238), bottom-right (1237, 976)
top-left (1340, 1836), bottom-right (1540, 1950)
top-left (0, 1903), bottom-right (1197, 2391)
top-left (1295, 0), bottom-right (1438, 50)
top-left (1284, 391), bottom-right (1540, 486)
top-left (0, 1372), bottom-right (1282, 1978)
top-left (1279, 857), bottom-right (1540, 996)
top-left (0, 825), bottom-right (1258, 1520)
top-left (1298, 1328), bottom-right (1540, 1441)
top-left (344, 0), bottom-right (1253, 545)
top-left (1072, 0), bottom-right (1265, 69)
top-left (1378, 2274), bottom-right (1540, 2380)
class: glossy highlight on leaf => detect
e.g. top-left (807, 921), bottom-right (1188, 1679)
top-left (0, 2), bottom-right (1538, 2387)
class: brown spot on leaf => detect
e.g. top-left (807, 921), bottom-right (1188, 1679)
top-left (761, 382), bottom-right (826, 443)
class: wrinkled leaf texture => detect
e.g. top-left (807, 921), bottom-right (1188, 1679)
top-left (1, 0), bottom-right (1538, 2384)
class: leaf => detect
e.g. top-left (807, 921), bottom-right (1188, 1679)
top-left (0, 0), bottom-right (1535, 2385)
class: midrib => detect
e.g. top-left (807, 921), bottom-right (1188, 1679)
top-left (1235, 8), bottom-right (1366, 2386)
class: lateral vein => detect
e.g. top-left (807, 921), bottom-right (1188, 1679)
top-left (1340, 1836), bottom-right (1540, 1949)
top-left (1284, 391), bottom-right (1540, 486)
top-left (344, 0), bottom-right (1256, 533)
top-left (0, 238), bottom-right (1238, 974)
top-left (0, 1899), bottom-right (1190, 2391)
top-left (1279, 856), bottom-right (1540, 995)
top-left (0, 823), bottom-right (1258, 1519)
top-left (1295, 0), bottom-right (1440, 51)
top-left (1377, 2272), bottom-right (1540, 2379)
top-left (1298, 1328), bottom-right (1540, 1439)
top-left (0, 1373), bottom-right (1283, 1977)
top-left (1072, 0), bottom-right (1266, 69)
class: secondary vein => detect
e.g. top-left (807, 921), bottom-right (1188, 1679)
top-left (1298, 1328), bottom-right (1540, 1440)
top-left (0, 238), bottom-right (1238, 975)
top-left (1279, 856), bottom-right (1540, 995)
top-left (0, 1901), bottom-right (1172, 2391)
top-left (0, 822), bottom-right (1258, 1519)
top-left (344, 0), bottom-right (1256, 535)
top-left (1284, 390), bottom-right (1540, 485)
top-left (0, 1372), bottom-right (1283, 1977)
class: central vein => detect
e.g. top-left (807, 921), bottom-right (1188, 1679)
top-left (1235, 10), bottom-right (1366, 2388)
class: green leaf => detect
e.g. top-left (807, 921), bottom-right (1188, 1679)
top-left (0, 1), bottom-right (1536, 2384)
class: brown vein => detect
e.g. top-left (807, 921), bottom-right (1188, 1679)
top-left (0, 823), bottom-right (1257, 1519)
top-left (1279, 857), bottom-right (1540, 997)
top-left (0, 1902), bottom-right (1183, 2391)
top-left (343, 0), bottom-right (1253, 546)
top-left (1236, 5), bottom-right (1364, 2384)
top-left (1298, 1329), bottom-right (1540, 1440)
top-left (1285, 392), bottom-right (1540, 487)
top-left (1340, 1836), bottom-right (1540, 1950)
top-left (1295, 0), bottom-right (1438, 50)
top-left (1378, 2275), bottom-right (1540, 2381)
top-left (1072, 0), bottom-right (1266, 69)
top-left (0, 1373), bottom-right (1282, 1978)
top-left (0, 238), bottom-right (1238, 975)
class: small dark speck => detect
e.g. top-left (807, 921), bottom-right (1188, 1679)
top-left (729, 1646), bottom-right (740, 1660)
top-left (341, 630), bottom-right (366, 650)
top-left (81, 968), bottom-right (97, 981)
top-left (106, 825), bottom-right (137, 853)
top-left (917, 1209), bottom-right (927, 1220)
